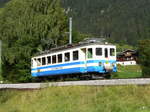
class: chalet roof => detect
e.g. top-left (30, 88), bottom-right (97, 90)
top-left (117, 49), bottom-right (138, 57)
top-left (122, 49), bottom-right (136, 53)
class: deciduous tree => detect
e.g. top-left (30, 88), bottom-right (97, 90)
top-left (0, 0), bottom-right (68, 82)
top-left (138, 39), bottom-right (150, 77)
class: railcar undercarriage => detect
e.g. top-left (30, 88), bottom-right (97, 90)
top-left (34, 72), bottom-right (112, 82)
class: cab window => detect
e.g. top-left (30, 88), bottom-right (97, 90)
top-left (37, 58), bottom-right (41, 66)
top-left (110, 48), bottom-right (115, 56)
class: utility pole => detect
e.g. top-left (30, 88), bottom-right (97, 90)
top-left (0, 40), bottom-right (1, 68)
top-left (69, 17), bottom-right (72, 45)
top-left (0, 40), bottom-right (2, 81)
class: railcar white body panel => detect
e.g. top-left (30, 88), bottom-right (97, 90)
top-left (31, 43), bottom-right (117, 77)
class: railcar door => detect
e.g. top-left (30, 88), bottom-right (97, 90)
top-left (104, 48), bottom-right (108, 58)
top-left (81, 48), bottom-right (87, 70)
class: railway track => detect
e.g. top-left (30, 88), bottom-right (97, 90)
top-left (0, 78), bottom-right (150, 90)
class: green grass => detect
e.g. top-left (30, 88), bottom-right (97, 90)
top-left (112, 65), bottom-right (142, 79)
top-left (0, 85), bottom-right (150, 112)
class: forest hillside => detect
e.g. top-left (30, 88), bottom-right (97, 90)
top-left (1, 0), bottom-right (150, 45)
top-left (62, 0), bottom-right (150, 45)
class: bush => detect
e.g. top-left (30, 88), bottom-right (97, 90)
top-left (138, 39), bottom-right (150, 77)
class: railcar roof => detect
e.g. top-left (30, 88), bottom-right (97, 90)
top-left (33, 42), bottom-right (115, 57)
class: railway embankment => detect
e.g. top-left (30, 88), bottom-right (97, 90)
top-left (1, 78), bottom-right (150, 89)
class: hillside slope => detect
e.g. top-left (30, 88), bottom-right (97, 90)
top-left (62, 0), bottom-right (150, 45)
top-left (1, 0), bottom-right (150, 45)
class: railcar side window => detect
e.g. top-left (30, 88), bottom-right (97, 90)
top-left (88, 48), bottom-right (93, 59)
top-left (37, 58), bottom-right (41, 66)
top-left (73, 51), bottom-right (79, 61)
top-left (42, 57), bottom-right (46, 65)
top-left (58, 54), bottom-right (62, 63)
top-left (105, 48), bottom-right (108, 58)
top-left (52, 55), bottom-right (56, 64)
top-left (65, 52), bottom-right (70, 62)
top-left (47, 56), bottom-right (51, 64)
top-left (110, 48), bottom-right (115, 56)
top-left (96, 48), bottom-right (102, 56)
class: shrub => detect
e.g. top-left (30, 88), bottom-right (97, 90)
top-left (138, 39), bottom-right (150, 77)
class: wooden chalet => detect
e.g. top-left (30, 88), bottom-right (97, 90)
top-left (117, 49), bottom-right (138, 65)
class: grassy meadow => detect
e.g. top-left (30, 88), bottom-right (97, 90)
top-left (112, 65), bottom-right (142, 79)
top-left (0, 85), bottom-right (150, 112)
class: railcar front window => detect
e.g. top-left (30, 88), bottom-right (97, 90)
top-left (42, 57), bottom-right (46, 65)
top-left (37, 58), bottom-right (41, 66)
top-left (110, 48), bottom-right (115, 56)
top-left (47, 56), bottom-right (51, 64)
top-left (105, 48), bottom-right (108, 58)
top-left (96, 48), bottom-right (102, 56)
top-left (73, 51), bottom-right (79, 61)
top-left (88, 48), bottom-right (93, 59)
top-left (65, 52), bottom-right (70, 62)
top-left (52, 55), bottom-right (56, 64)
top-left (58, 54), bottom-right (62, 63)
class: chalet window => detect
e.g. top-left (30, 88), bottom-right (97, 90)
top-left (110, 48), bottom-right (115, 56)
top-left (42, 57), bottom-right (46, 65)
top-left (87, 48), bottom-right (93, 59)
top-left (105, 48), bottom-right (108, 58)
top-left (37, 58), bottom-right (41, 66)
top-left (96, 48), bottom-right (102, 56)
top-left (65, 52), bottom-right (70, 62)
top-left (73, 51), bottom-right (79, 61)
top-left (47, 56), bottom-right (51, 64)
top-left (52, 55), bottom-right (56, 64)
top-left (58, 54), bottom-right (62, 63)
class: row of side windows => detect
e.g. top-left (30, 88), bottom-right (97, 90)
top-left (36, 50), bottom-right (79, 66)
top-left (88, 48), bottom-right (115, 59)
top-left (34, 48), bottom-right (115, 66)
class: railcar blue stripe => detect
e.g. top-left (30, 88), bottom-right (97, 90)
top-left (32, 60), bottom-right (116, 71)
top-left (87, 60), bottom-right (116, 63)
top-left (32, 65), bottom-right (117, 77)
top-left (32, 67), bottom-right (86, 77)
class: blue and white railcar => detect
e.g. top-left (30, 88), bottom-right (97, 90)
top-left (31, 42), bottom-right (117, 77)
